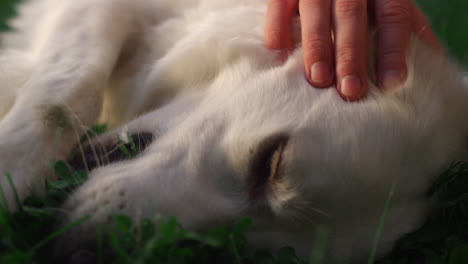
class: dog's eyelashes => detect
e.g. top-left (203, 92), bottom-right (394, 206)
top-left (247, 133), bottom-right (289, 198)
top-left (68, 132), bottom-right (154, 171)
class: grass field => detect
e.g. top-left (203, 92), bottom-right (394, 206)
top-left (0, 1), bottom-right (467, 264)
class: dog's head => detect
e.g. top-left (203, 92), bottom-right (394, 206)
top-left (62, 39), bottom-right (468, 261)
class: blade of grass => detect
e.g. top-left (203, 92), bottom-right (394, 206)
top-left (108, 226), bottom-right (130, 262)
top-left (116, 131), bottom-right (137, 158)
top-left (309, 227), bottom-right (329, 264)
top-left (229, 234), bottom-right (241, 264)
top-left (30, 215), bottom-right (90, 252)
top-left (117, 139), bottom-right (133, 158)
top-left (0, 181), bottom-right (9, 212)
top-left (5, 172), bottom-right (21, 210)
top-left (367, 182), bottom-right (397, 264)
top-left (97, 223), bottom-right (103, 264)
top-left (127, 131), bottom-right (137, 156)
top-left (48, 127), bottom-right (64, 181)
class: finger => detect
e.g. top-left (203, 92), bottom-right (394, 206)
top-left (299, 0), bottom-right (334, 88)
top-left (375, 0), bottom-right (411, 90)
top-left (333, 0), bottom-right (368, 101)
top-left (410, 2), bottom-right (442, 51)
top-left (265, 0), bottom-right (298, 51)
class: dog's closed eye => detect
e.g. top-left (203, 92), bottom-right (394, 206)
top-left (248, 133), bottom-right (289, 198)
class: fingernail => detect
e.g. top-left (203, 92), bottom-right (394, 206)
top-left (340, 75), bottom-right (362, 97)
top-left (382, 70), bottom-right (403, 89)
top-left (311, 62), bottom-right (331, 83)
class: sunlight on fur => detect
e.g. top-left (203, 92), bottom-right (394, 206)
top-left (0, 0), bottom-right (467, 262)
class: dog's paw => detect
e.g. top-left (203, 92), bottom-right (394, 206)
top-left (0, 51), bottom-right (33, 119)
top-left (0, 161), bottom-right (48, 212)
top-left (0, 108), bottom-right (69, 211)
top-left (0, 123), bottom-right (47, 210)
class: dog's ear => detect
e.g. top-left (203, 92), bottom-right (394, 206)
top-left (389, 37), bottom-right (468, 136)
top-left (382, 37), bottom-right (468, 163)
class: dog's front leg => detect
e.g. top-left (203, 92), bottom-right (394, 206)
top-left (0, 0), bottom-right (138, 211)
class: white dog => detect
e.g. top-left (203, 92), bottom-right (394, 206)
top-left (0, 0), bottom-right (467, 261)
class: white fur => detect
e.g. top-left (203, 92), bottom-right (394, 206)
top-left (0, 0), bottom-right (467, 261)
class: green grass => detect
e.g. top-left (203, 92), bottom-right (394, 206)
top-left (0, 0), bottom-right (468, 263)
top-left (0, 0), bottom-right (18, 32)
top-left (415, 0), bottom-right (468, 68)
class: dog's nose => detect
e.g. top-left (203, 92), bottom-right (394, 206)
top-left (248, 133), bottom-right (290, 198)
top-left (68, 132), bottom-right (154, 171)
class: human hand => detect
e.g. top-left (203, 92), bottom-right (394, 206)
top-left (264, 0), bottom-right (442, 101)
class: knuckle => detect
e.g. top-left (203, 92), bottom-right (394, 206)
top-left (380, 47), bottom-right (406, 64)
top-left (336, 47), bottom-right (359, 65)
top-left (269, 0), bottom-right (296, 9)
top-left (301, 0), bottom-right (322, 8)
top-left (268, 0), bottom-right (284, 9)
top-left (267, 28), bottom-right (283, 39)
top-left (265, 29), bottom-right (284, 49)
top-left (335, 0), bottom-right (365, 18)
top-left (302, 34), bottom-right (330, 51)
top-left (378, 0), bottom-right (410, 25)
